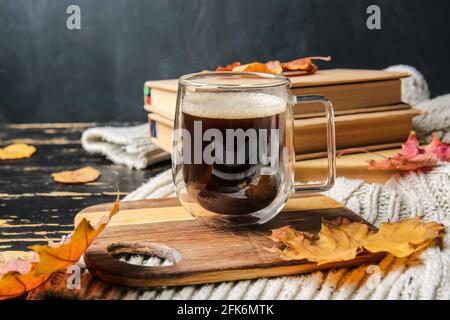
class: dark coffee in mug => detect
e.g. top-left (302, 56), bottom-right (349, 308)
top-left (181, 92), bottom-right (287, 215)
top-left (174, 72), bottom-right (336, 226)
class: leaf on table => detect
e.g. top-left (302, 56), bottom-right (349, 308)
top-left (51, 166), bottom-right (101, 184)
top-left (0, 197), bottom-right (120, 300)
top-left (0, 144), bottom-right (36, 160)
top-left (267, 217), bottom-right (444, 265)
top-left (368, 131), bottom-right (449, 171)
top-left (216, 61), bottom-right (241, 71)
top-left (281, 56), bottom-right (331, 74)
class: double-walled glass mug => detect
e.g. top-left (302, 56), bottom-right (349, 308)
top-left (172, 72), bottom-right (336, 227)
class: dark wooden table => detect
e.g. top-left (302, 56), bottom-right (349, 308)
top-left (0, 123), bottom-right (170, 252)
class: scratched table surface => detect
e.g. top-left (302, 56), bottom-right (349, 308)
top-left (0, 123), bottom-right (170, 251)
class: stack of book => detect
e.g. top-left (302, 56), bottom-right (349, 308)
top-left (144, 69), bottom-right (420, 181)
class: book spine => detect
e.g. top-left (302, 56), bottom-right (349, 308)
top-left (150, 119), bottom-right (157, 138)
top-left (144, 86), bottom-right (151, 105)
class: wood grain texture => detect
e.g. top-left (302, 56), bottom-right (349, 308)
top-left (0, 123), bottom-right (170, 251)
top-left (80, 195), bottom-right (384, 288)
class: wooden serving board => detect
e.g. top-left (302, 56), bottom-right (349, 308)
top-left (77, 195), bottom-right (384, 288)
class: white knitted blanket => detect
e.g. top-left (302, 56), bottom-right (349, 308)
top-left (81, 124), bottom-right (170, 169)
top-left (77, 65), bottom-right (450, 299)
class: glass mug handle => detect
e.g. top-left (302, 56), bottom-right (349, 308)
top-left (292, 95), bottom-right (336, 193)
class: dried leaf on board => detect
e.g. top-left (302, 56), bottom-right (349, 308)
top-left (0, 198), bottom-right (120, 300)
top-left (51, 166), bottom-right (101, 184)
top-left (267, 219), bottom-right (369, 265)
top-left (368, 131), bottom-right (449, 171)
top-left (268, 217), bottom-right (444, 265)
top-left (0, 144), bottom-right (36, 160)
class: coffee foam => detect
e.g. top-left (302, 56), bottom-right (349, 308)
top-left (182, 92), bottom-right (287, 119)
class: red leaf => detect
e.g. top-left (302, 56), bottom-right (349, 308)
top-left (401, 131), bottom-right (421, 158)
top-left (424, 133), bottom-right (450, 161)
top-left (368, 131), bottom-right (449, 171)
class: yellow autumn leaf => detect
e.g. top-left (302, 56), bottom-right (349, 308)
top-left (0, 197), bottom-right (120, 300)
top-left (269, 220), bottom-right (369, 265)
top-left (361, 217), bottom-right (444, 257)
top-left (51, 166), bottom-right (101, 184)
top-left (268, 217), bottom-right (444, 265)
top-left (0, 144), bottom-right (36, 160)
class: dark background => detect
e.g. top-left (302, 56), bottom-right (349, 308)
top-left (0, 0), bottom-right (449, 123)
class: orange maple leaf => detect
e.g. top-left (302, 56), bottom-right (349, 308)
top-left (0, 198), bottom-right (120, 299)
top-left (214, 56), bottom-right (331, 75)
top-left (281, 56), bottom-right (331, 74)
top-left (232, 62), bottom-right (280, 74)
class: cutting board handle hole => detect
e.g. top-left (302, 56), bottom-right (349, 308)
top-left (107, 242), bottom-right (182, 267)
